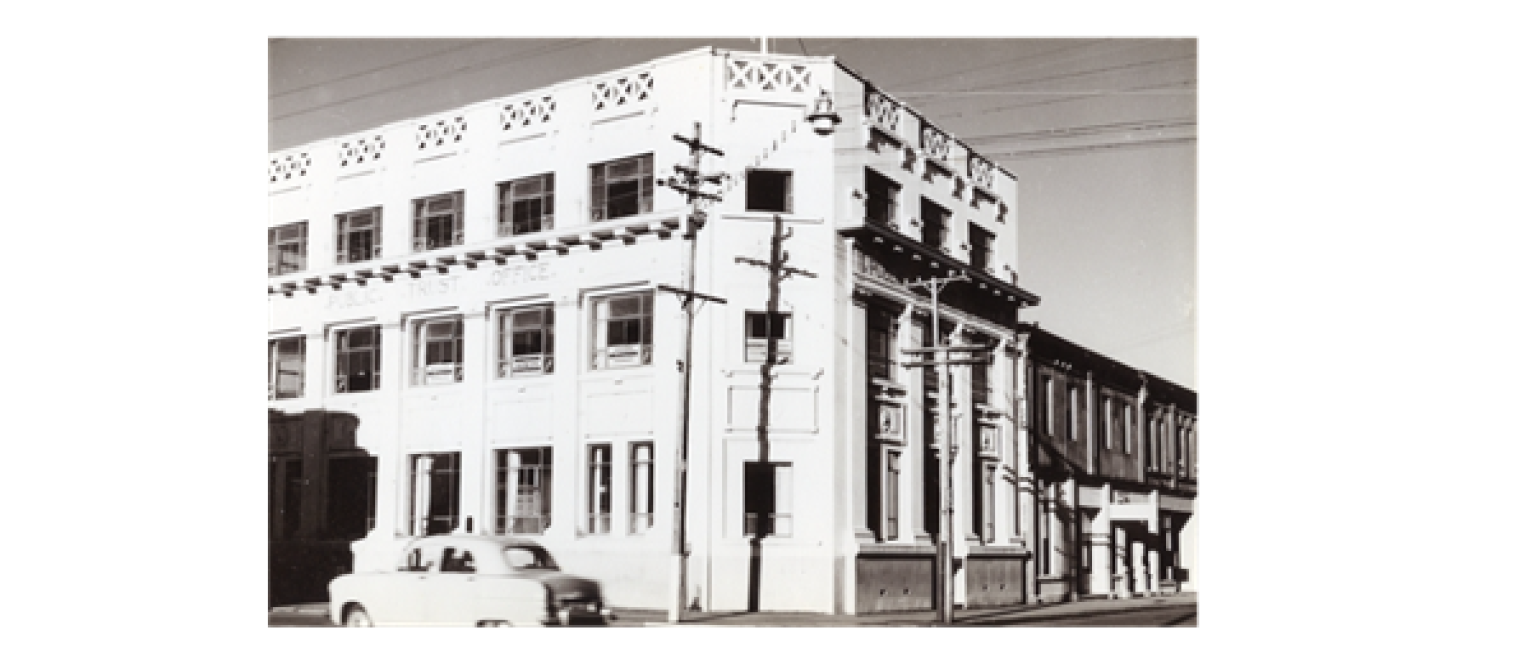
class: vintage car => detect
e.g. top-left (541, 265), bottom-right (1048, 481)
top-left (328, 535), bottom-right (614, 627)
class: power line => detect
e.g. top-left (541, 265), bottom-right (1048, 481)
top-left (981, 136), bottom-right (1196, 159)
top-left (893, 53), bottom-right (1197, 105)
top-left (270, 39), bottom-right (498, 99)
top-left (270, 39), bottom-right (600, 123)
top-left (882, 39), bottom-right (1114, 92)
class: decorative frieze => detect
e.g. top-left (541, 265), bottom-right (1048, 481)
top-left (592, 72), bottom-right (653, 112)
top-left (338, 134), bottom-right (386, 170)
top-left (416, 114), bottom-right (468, 154)
top-left (865, 87), bottom-right (901, 137)
top-left (967, 152), bottom-right (997, 193)
top-left (269, 151), bottom-right (311, 186)
top-left (920, 123), bottom-right (954, 163)
top-left (726, 59), bottom-right (813, 93)
top-left (500, 95), bottom-right (556, 131)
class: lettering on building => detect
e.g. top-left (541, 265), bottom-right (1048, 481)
top-left (327, 286), bottom-right (386, 310)
top-left (488, 262), bottom-right (553, 287)
top-left (409, 275), bottom-right (461, 299)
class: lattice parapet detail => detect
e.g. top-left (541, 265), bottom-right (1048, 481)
top-left (920, 123), bottom-right (954, 162)
top-left (592, 72), bottom-right (653, 112)
top-left (501, 95), bottom-right (556, 131)
top-left (967, 152), bottom-right (997, 192)
top-left (269, 151), bottom-right (311, 185)
top-left (726, 59), bottom-right (813, 93)
top-left (865, 87), bottom-right (901, 136)
top-left (338, 134), bottom-right (386, 169)
top-left (416, 114), bottom-right (468, 152)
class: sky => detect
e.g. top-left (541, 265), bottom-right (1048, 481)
top-left (270, 38), bottom-right (1197, 389)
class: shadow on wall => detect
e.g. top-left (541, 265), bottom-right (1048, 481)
top-left (268, 409), bottom-right (374, 607)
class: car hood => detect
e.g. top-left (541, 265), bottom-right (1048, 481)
top-left (518, 569), bottom-right (603, 600)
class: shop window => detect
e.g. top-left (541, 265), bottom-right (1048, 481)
top-left (495, 448), bottom-right (552, 535)
top-left (335, 326), bottom-right (381, 393)
top-left (499, 173), bottom-right (554, 236)
top-left (268, 336), bottom-right (305, 399)
top-left (978, 462), bottom-right (996, 543)
top-left (864, 169), bottom-right (899, 227)
top-left (630, 442), bottom-right (654, 534)
top-left (497, 305), bottom-right (554, 377)
top-left (745, 169), bottom-right (793, 213)
top-left (920, 198), bottom-right (949, 248)
top-left (335, 207), bottom-right (381, 264)
top-left (885, 450), bottom-right (901, 540)
top-left (412, 316), bottom-right (463, 385)
top-left (866, 309), bottom-right (895, 382)
top-left (590, 154), bottom-right (653, 221)
top-left (969, 223), bottom-right (994, 270)
top-left (409, 452), bottom-right (461, 536)
top-left (412, 191), bottom-right (464, 252)
top-left (744, 461), bottom-right (792, 537)
top-left (587, 444), bottom-right (612, 534)
top-left (325, 455), bottom-right (377, 540)
top-left (268, 222), bottom-right (308, 276)
top-left (591, 292), bottom-right (653, 369)
top-left (970, 336), bottom-right (994, 405)
top-left (745, 311), bottom-right (791, 363)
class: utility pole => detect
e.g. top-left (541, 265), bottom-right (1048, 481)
top-left (900, 270), bottom-right (991, 625)
top-left (658, 121), bottom-right (725, 624)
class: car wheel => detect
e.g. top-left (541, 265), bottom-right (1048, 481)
top-left (343, 606), bottom-right (374, 627)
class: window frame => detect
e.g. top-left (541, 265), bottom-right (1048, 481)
top-left (968, 223), bottom-right (995, 270)
top-left (412, 191), bottom-right (465, 253)
top-left (590, 291), bottom-right (654, 370)
top-left (863, 169), bottom-right (900, 227)
top-left (744, 310), bottom-right (792, 363)
top-left (629, 442), bottom-right (654, 534)
top-left (409, 452), bottom-right (461, 536)
top-left (411, 315), bottom-right (464, 386)
top-left (498, 173), bottom-right (555, 237)
top-left (268, 336), bottom-right (306, 399)
top-left (745, 168), bottom-right (793, 213)
top-left (495, 447), bottom-right (553, 535)
top-left (496, 304), bottom-right (555, 378)
top-left (335, 207), bottom-right (382, 265)
top-left (587, 443), bottom-right (613, 535)
top-left (743, 461), bottom-right (793, 538)
top-left (334, 325), bottom-right (382, 394)
top-left (268, 222), bottom-right (308, 276)
top-left (589, 154), bottom-right (654, 222)
top-left (920, 197), bottom-right (949, 249)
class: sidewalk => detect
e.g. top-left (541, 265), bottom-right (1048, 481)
top-left (274, 593), bottom-right (1195, 627)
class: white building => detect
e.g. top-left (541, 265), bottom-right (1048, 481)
top-left (268, 47), bottom-right (1193, 613)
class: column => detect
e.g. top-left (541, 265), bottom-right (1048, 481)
top-left (850, 300), bottom-right (873, 542)
top-left (457, 310), bottom-right (489, 534)
top-left (1111, 524), bottom-right (1128, 599)
top-left (1087, 508), bottom-right (1113, 597)
top-left (1147, 542), bottom-right (1162, 597)
top-left (1131, 537), bottom-right (1147, 597)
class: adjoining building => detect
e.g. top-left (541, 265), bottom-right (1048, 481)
top-left (267, 46), bottom-right (1197, 613)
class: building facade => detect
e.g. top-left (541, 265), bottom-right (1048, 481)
top-left (267, 47), bottom-right (1197, 613)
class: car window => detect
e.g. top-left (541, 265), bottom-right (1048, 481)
top-left (400, 547), bottom-right (431, 572)
top-left (503, 545), bottom-right (557, 570)
top-left (441, 547), bottom-right (477, 573)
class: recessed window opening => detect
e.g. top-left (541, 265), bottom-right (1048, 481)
top-left (746, 169), bottom-right (793, 213)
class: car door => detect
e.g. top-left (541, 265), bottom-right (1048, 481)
top-left (376, 542), bottom-right (436, 625)
top-left (425, 546), bottom-right (480, 625)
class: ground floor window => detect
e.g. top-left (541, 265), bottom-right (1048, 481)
top-left (326, 455), bottom-right (377, 539)
top-left (630, 442), bottom-right (654, 534)
top-left (495, 448), bottom-right (552, 534)
top-left (885, 449), bottom-right (901, 540)
top-left (587, 444), bottom-right (612, 534)
top-left (410, 452), bottom-right (460, 536)
top-left (744, 461), bottom-right (792, 537)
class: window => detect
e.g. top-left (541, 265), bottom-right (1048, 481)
top-left (587, 444), bottom-right (612, 534)
top-left (268, 336), bottom-right (305, 399)
top-left (1124, 404), bottom-right (1135, 452)
top-left (630, 442), bottom-right (654, 534)
top-left (969, 223), bottom-right (994, 271)
top-left (745, 169), bottom-right (793, 213)
top-left (970, 336), bottom-right (994, 405)
top-left (915, 318), bottom-right (937, 393)
top-left (441, 547), bottom-right (477, 573)
top-left (335, 208), bottom-right (381, 264)
top-left (335, 326), bottom-right (381, 393)
top-left (325, 455), bottom-right (377, 539)
top-left (745, 311), bottom-right (792, 363)
top-left (864, 169), bottom-right (899, 227)
top-left (412, 316), bottom-right (463, 385)
top-left (885, 450), bottom-right (900, 540)
top-left (920, 198), bottom-right (949, 248)
top-left (412, 191), bottom-right (464, 252)
top-left (1068, 385), bottom-right (1079, 441)
top-left (590, 154), bottom-right (653, 221)
top-left (268, 222), bottom-right (308, 276)
top-left (866, 310), bottom-right (895, 382)
top-left (495, 448), bottom-right (552, 535)
top-left (409, 452), bottom-right (461, 536)
top-left (591, 292), bottom-right (653, 369)
top-left (743, 461), bottom-right (792, 537)
top-left (502, 545), bottom-right (556, 570)
top-left (977, 462), bottom-right (996, 543)
top-left (497, 305), bottom-right (554, 377)
top-left (1043, 376), bottom-right (1055, 437)
top-left (499, 173), bottom-right (554, 236)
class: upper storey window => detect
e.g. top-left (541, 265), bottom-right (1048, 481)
top-left (591, 292), bottom-right (653, 369)
top-left (920, 198), bottom-right (949, 249)
top-left (336, 208), bottom-right (381, 264)
top-left (499, 173), bottom-right (554, 237)
top-left (969, 223), bottom-right (994, 271)
top-left (268, 222), bottom-right (308, 276)
top-left (413, 316), bottom-right (464, 386)
top-left (746, 169), bottom-right (793, 213)
top-left (413, 191), bottom-right (464, 253)
top-left (864, 169), bottom-right (900, 228)
top-left (268, 336), bottom-right (305, 399)
top-left (590, 154), bottom-right (653, 221)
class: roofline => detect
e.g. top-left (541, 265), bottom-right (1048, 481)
top-left (1019, 322), bottom-right (1195, 398)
